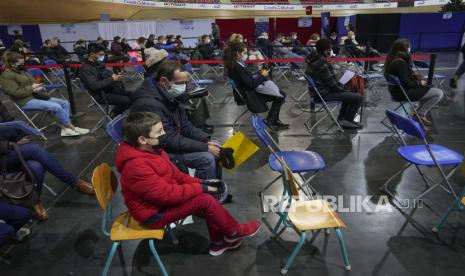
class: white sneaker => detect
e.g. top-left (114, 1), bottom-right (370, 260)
top-left (61, 128), bottom-right (80, 137)
top-left (73, 127), bottom-right (90, 135)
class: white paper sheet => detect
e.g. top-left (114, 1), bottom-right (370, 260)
top-left (339, 70), bottom-right (356, 85)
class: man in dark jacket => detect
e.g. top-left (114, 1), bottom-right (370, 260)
top-left (79, 43), bottom-right (133, 116)
top-left (256, 32), bottom-right (272, 58)
top-left (306, 38), bottom-right (363, 129)
top-left (43, 38), bottom-right (70, 64)
top-left (130, 61), bottom-right (220, 180)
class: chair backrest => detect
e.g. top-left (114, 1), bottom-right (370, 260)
top-left (251, 114), bottom-right (271, 147)
top-left (229, 79), bottom-right (237, 90)
top-left (129, 57), bottom-right (138, 63)
top-left (184, 63), bottom-right (194, 74)
top-left (92, 163), bottom-right (118, 210)
top-left (385, 74), bottom-right (401, 86)
top-left (27, 68), bottom-right (44, 77)
top-left (106, 114), bottom-right (126, 144)
top-left (413, 60), bottom-right (429, 68)
top-left (304, 75), bottom-right (317, 89)
top-left (385, 109), bottom-right (425, 139)
top-left (44, 59), bottom-right (57, 65)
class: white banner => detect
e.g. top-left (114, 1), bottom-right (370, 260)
top-left (414, 0), bottom-right (448, 7)
top-left (95, 0), bottom-right (397, 11)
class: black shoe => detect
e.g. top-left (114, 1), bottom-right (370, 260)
top-left (450, 78), bottom-right (457, 89)
top-left (273, 120), bottom-right (290, 129)
top-left (203, 124), bottom-right (214, 134)
top-left (338, 119), bottom-right (359, 130)
top-left (263, 119), bottom-right (277, 133)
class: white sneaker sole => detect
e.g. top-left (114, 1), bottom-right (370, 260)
top-left (209, 240), bottom-right (243, 256)
top-left (225, 224), bottom-right (261, 243)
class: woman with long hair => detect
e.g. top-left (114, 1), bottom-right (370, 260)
top-left (384, 39), bottom-right (444, 126)
top-left (223, 42), bottom-right (288, 131)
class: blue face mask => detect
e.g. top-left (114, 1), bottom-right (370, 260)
top-left (97, 55), bottom-right (105, 62)
top-left (240, 55), bottom-right (248, 62)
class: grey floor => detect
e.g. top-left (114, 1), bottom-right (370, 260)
top-left (1, 52), bottom-right (465, 276)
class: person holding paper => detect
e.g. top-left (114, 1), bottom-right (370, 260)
top-left (223, 41), bottom-right (289, 132)
top-left (306, 38), bottom-right (363, 130)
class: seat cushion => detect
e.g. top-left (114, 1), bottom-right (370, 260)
top-left (110, 212), bottom-right (164, 241)
top-left (362, 73), bottom-right (383, 79)
top-left (195, 79), bottom-right (214, 85)
top-left (288, 199), bottom-right (346, 231)
top-left (269, 151), bottom-right (325, 173)
top-left (398, 144), bottom-right (464, 167)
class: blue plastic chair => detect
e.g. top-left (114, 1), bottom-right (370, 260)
top-left (252, 114), bottom-right (325, 198)
top-left (381, 74), bottom-right (426, 130)
top-left (129, 57), bottom-right (145, 80)
top-left (228, 79), bottom-right (251, 132)
top-left (304, 75), bottom-right (344, 133)
top-left (106, 114), bottom-right (126, 144)
top-left (184, 63), bottom-right (217, 103)
top-left (255, 124), bottom-right (350, 275)
top-left (413, 60), bottom-right (447, 90)
top-left (44, 59), bottom-right (65, 77)
top-left (379, 109), bottom-right (463, 208)
top-left (26, 68), bottom-right (66, 96)
top-left (80, 81), bottom-right (112, 133)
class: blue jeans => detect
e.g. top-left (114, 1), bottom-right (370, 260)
top-left (6, 143), bottom-right (78, 195)
top-left (0, 202), bottom-right (31, 246)
top-left (22, 97), bottom-right (71, 125)
top-left (179, 151), bottom-right (217, 179)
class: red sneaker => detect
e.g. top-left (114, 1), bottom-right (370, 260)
top-left (209, 240), bottom-right (243, 256)
top-left (225, 220), bottom-right (261, 243)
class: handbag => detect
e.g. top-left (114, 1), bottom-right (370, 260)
top-left (0, 140), bottom-right (39, 209)
top-left (32, 92), bottom-right (51, 101)
top-left (256, 80), bottom-right (282, 98)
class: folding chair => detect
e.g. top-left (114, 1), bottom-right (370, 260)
top-left (93, 163), bottom-right (178, 276)
top-left (381, 74), bottom-right (426, 131)
top-left (433, 163), bottom-right (465, 232)
top-left (413, 60), bottom-right (447, 90)
top-left (184, 63), bottom-right (217, 103)
top-left (128, 57), bottom-right (145, 80)
top-left (260, 155), bottom-right (350, 274)
top-left (44, 59), bottom-right (66, 85)
top-left (105, 114), bottom-right (126, 144)
top-left (252, 114), bottom-right (324, 199)
top-left (0, 121), bottom-right (58, 196)
top-left (79, 82), bottom-right (112, 133)
top-left (26, 68), bottom-right (66, 99)
top-left (304, 75), bottom-right (344, 133)
top-left (229, 79), bottom-right (252, 133)
top-left (379, 110), bottom-right (463, 208)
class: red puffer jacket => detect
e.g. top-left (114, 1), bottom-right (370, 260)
top-left (115, 142), bottom-right (204, 223)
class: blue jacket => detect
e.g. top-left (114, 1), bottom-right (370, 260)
top-left (130, 77), bottom-right (210, 153)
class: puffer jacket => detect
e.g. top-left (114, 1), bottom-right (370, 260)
top-left (0, 69), bottom-right (35, 106)
top-left (115, 142), bottom-right (204, 223)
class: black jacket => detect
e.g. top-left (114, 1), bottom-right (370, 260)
top-left (305, 51), bottom-right (346, 98)
top-left (43, 46), bottom-right (69, 64)
top-left (198, 44), bottom-right (214, 60)
top-left (146, 40), bottom-right (155, 49)
top-left (130, 77), bottom-right (210, 154)
top-left (228, 62), bottom-right (269, 113)
top-left (385, 53), bottom-right (429, 102)
top-left (256, 37), bottom-right (272, 58)
top-left (79, 60), bottom-right (114, 100)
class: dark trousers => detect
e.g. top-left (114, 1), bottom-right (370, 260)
top-left (103, 90), bottom-right (133, 116)
top-left (149, 194), bottom-right (239, 243)
top-left (0, 202), bottom-right (31, 246)
top-left (456, 61), bottom-right (465, 78)
top-left (323, 91), bottom-right (363, 122)
top-left (6, 143), bottom-right (78, 195)
top-left (261, 90), bottom-right (286, 123)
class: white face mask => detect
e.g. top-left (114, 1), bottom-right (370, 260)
top-left (407, 47), bottom-right (411, 54)
top-left (292, 36), bottom-right (297, 40)
top-left (352, 35), bottom-right (356, 40)
top-left (205, 39), bottom-right (211, 44)
top-left (167, 83), bottom-right (187, 98)
top-left (238, 39), bottom-right (243, 43)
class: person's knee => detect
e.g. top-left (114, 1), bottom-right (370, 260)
top-left (193, 193), bottom-right (220, 208)
top-left (0, 224), bottom-right (15, 245)
top-left (26, 161), bottom-right (45, 181)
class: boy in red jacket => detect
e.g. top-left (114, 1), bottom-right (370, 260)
top-left (115, 112), bottom-right (260, 256)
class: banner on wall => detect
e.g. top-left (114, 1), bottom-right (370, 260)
top-left (179, 20), bottom-right (194, 31)
top-left (414, 0), bottom-right (448, 7)
top-left (7, 25), bottom-right (22, 35)
top-left (298, 17), bottom-right (312, 28)
top-left (61, 24), bottom-right (77, 35)
top-left (320, 12), bottom-right (330, 38)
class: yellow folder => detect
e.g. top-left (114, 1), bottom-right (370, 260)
top-left (222, 131), bottom-right (259, 171)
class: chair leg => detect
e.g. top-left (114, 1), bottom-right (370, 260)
top-left (43, 182), bottom-right (58, 197)
top-left (102, 241), bottom-right (120, 276)
top-left (335, 228), bottom-right (351, 271)
top-left (149, 239), bottom-right (169, 276)
top-left (281, 232), bottom-right (306, 275)
top-left (432, 198), bottom-right (461, 233)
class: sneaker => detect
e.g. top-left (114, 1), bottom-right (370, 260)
top-left (61, 128), bottom-right (80, 137)
top-left (338, 119), bottom-right (359, 130)
top-left (208, 240), bottom-right (243, 256)
top-left (73, 127), bottom-right (90, 135)
top-left (225, 221), bottom-right (261, 243)
top-left (16, 227), bottom-right (31, 242)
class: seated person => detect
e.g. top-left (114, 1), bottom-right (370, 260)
top-left (198, 35), bottom-right (215, 60)
top-left (223, 42), bottom-right (289, 132)
top-left (80, 43), bottom-right (133, 116)
top-left (73, 39), bottom-right (87, 62)
top-left (384, 39), bottom-right (444, 126)
top-left (130, 61), bottom-right (219, 180)
top-left (305, 39), bottom-right (363, 130)
top-left (116, 112), bottom-right (260, 256)
top-left (272, 33), bottom-right (304, 68)
top-left (145, 34), bottom-right (156, 49)
top-left (289, 32), bottom-right (310, 56)
top-left (0, 202), bottom-right (31, 246)
top-left (155, 36), bottom-right (177, 53)
top-left (256, 32), bottom-right (272, 59)
top-left (306, 33), bottom-right (320, 48)
top-left (0, 123), bottom-right (94, 221)
top-left (109, 36), bottom-right (129, 74)
top-left (43, 38), bottom-right (70, 64)
top-left (0, 51), bottom-right (89, 137)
